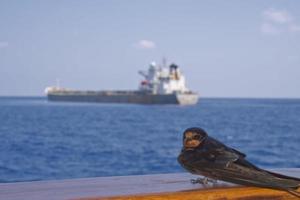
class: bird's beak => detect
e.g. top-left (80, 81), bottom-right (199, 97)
top-left (184, 138), bottom-right (201, 148)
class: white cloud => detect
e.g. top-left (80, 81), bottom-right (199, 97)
top-left (263, 8), bottom-right (292, 24)
top-left (261, 8), bottom-right (300, 35)
top-left (0, 41), bottom-right (8, 48)
top-left (135, 40), bottom-right (156, 49)
top-left (261, 23), bottom-right (280, 35)
top-left (289, 24), bottom-right (300, 33)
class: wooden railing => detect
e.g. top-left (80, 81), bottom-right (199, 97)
top-left (0, 168), bottom-right (299, 200)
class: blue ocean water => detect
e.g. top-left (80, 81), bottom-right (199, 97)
top-left (0, 97), bottom-right (299, 183)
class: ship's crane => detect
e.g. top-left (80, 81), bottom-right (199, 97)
top-left (138, 70), bottom-right (148, 79)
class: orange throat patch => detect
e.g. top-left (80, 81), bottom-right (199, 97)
top-left (184, 139), bottom-right (201, 148)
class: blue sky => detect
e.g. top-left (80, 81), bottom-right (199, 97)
top-left (0, 0), bottom-right (300, 97)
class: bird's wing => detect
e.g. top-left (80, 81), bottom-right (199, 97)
top-left (211, 163), bottom-right (300, 194)
top-left (264, 169), bottom-right (300, 182)
top-left (213, 148), bottom-right (240, 166)
top-left (202, 137), bottom-right (240, 164)
top-left (229, 147), bottom-right (246, 158)
top-left (206, 138), bottom-right (259, 170)
top-left (211, 147), bottom-right (262, 170)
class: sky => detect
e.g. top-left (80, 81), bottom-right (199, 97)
top-left (0, 0), bottom-right (300, 98)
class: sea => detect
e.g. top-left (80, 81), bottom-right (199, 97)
top-left (0, 97), bottom-right (299, 183)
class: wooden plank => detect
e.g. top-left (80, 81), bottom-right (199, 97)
top-left (85, 187), bottom-right (300, 200)
top-left (0, 168), bottom-right (299, 200)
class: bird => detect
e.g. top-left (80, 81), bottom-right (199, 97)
top-left (177, 127), bottom-right (300, 198)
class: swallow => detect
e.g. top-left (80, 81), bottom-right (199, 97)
top-left (177, 127), bottom-right (300, 198)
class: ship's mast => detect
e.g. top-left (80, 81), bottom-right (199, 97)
top-left (162, 57), bottom-right (167, 68)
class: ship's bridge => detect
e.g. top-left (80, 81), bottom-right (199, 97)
top-left (139, 62), bottom-right (189, 95)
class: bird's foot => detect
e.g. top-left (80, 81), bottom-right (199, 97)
top-left (190, 177), bottom-right (217, 185)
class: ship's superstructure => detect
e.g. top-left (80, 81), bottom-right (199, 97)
top-left (45, 61), bottom-right (198, 105)
top-left (138, 62), bottom-right (189, 95)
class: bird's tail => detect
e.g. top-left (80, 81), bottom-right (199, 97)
top-left (286, 188), bottom-right (300, 198)
top-left (259, 169), bottom-right (300, 198)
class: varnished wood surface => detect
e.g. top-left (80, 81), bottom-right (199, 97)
top-left (90, 187), bottom-right (300, 200)
top-left (0, 168), bottom-right (299, 200)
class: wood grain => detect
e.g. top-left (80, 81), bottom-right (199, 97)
top-left (90, 187), bottom-right (300, 200)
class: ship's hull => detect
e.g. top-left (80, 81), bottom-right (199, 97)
top-left (47, 90), bottom-right (198, 105)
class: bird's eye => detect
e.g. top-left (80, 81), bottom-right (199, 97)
top-left (185, 131), bottom-right (193, 138)
top-left (193, 135), bottom-right (200, 140)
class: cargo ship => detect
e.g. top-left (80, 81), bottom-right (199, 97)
top-left (45, 62), bottom-right (199, 105)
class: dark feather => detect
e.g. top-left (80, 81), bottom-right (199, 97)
top-left (178, 128), bottom-right (300, 198)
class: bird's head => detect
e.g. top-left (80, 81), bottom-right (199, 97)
top-left (182, 127), bottom-right (207, 149)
